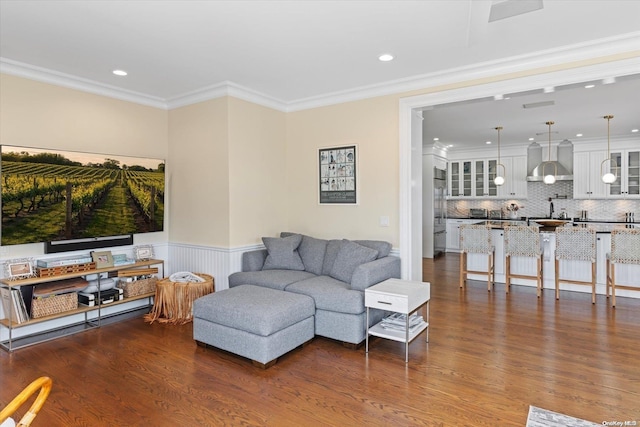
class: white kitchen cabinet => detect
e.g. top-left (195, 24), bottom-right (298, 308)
top-left (449, 159), bottom-right (498, 199)
top-left (449, 160), bottom-right (471, 198)
top-left (573, 151), bottom-right (609, 199)
top-left (608, 150), bottom-right (640, 198)
top-left (498, 156), bottom-right (528, 199)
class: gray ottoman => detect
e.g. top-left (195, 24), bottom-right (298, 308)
top-left (193, 284), bottom-right (315, 368)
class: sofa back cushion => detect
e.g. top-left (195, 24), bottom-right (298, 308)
top-left (262, 234), bottom-right (305, 271)
top-left (354, 240), bottom-right (392, 258)
top-left (329, 240), bottom-right (379, 283)
top-left (321, 239), bottom-right (344, 276)
top-left (280, 232), bottom-right (328, 275)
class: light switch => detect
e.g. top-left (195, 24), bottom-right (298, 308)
top-left (380, 216), bottom-right (390, 227)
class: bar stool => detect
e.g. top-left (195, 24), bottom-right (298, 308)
top-left (555, 227), bottom-right (597, 303)
top-left (504, 225), bottom-right (543, 297)
top-left (607, 228), bottom-right (640, 307)
top-left (459, 224), bottom-right (495, 291)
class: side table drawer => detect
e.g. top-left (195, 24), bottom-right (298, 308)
top-left (365, 292), bottom-right (408, 312)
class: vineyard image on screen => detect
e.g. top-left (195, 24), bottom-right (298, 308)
top-left (1, 146), bottom-right (165, 246)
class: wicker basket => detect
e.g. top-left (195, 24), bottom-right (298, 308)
top-left (31, 292), bottom-right (78, 319)
top-left (118, 277), bottom-right (158, 298)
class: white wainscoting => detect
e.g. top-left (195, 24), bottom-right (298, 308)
top-left (167, 242), bottom-right (264, 291)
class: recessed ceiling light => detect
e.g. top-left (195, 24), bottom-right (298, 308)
top-left (576, 133), bottom-right (583, 137)
top-left (486, 141), bottom-right (492, 145)
top-left (528, 138), bottom-right (535, 141)
top-left (113, 69), bottom-right (128, 76)
top-left (378, 54), bottom-right (394, 62)
top-left (584, 84), bottom-right (595, 89)
top-left (632, 129), bottom-right (639, 133)
top-left (433, 137), bottom-right (439, 141)
top-left (447, 144), bottom-right (453, 148)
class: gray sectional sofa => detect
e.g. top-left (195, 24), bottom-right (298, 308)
top-left (227, 232), bottom-right (401, 345)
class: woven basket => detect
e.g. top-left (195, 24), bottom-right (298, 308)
top-left (31, 292), bottom-right (78, 319)
top-left (118, 277), bottom-right (158, 298)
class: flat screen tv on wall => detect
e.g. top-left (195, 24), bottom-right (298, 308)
top-left (1, 145), bottom-right (165, 252)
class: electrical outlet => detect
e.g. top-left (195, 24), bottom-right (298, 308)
top-left (380, 216), bottom-right (389, 227)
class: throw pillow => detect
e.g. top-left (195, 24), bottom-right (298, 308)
top-left (279, 232), bottom-right (328, 275)
top-left (262, 234), bottom-right (305, 271)
top-left (329, 240), bottom-right (378, 283)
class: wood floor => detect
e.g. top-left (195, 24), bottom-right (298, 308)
top-left (2, 253), bottom-right (639, 426)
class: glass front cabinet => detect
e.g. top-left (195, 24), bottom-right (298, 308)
top-left (449, 159), bottom-right (497, 199)
top-left (608, 150), bottom-right (640, 198)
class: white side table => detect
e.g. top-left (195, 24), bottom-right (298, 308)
top-left (365, 278), bottom-right (430, 362)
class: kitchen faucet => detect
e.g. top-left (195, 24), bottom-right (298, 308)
top-left (549, 199), bottom-right (554, 218)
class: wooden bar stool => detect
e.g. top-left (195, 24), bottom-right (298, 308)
top-left (607, 228), bottom-right (640, 307)
top-left (459, 224), bottom-right (495, 291)
top-left (555, 227), bottom-right (597, 303)
top-left (504, 225), bottom-right (543, 297)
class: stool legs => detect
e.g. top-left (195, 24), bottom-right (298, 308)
top-left (488, 251), bottom-right (494, 292)
top-left (591, 262), bottom-right (596, 304)
top-left (537, 256), bottom-right (543, 298)
top-left (555, 259), bottom-right (560, 300)
top-left (556, 259), bottom-right (596, 304)
top-left (505, 255), bottom-right (511, 294)
top-left (611, 262), bottom-right (616, 307)
top-left (459, 251), bottom-right (494, 291)
top-left (459, 252), bottom-right (466, 289)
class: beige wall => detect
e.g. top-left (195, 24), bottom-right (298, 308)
top-left (168, 98), bottom-right (231, 247)
top-left (0, 74), bottom-right (167, 157)
top-left (286, 96), bottom-right (399, 244)
top-left (227, 98), bottom-right (288, 246)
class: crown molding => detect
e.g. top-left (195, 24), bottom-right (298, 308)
top-left (165, 81), bottom-right (287, 111)
top-left (0, 57), bottom-right (167, 109)
top-left (2, 32), bottom-right (638, 112)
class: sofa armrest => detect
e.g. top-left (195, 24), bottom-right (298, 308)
top-left (350, 256), bottom-right (401, 291)
top-left (242, 249), bottom-right (268, 272)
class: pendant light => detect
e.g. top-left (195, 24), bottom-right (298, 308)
top-left (601, 115), bottom-right (617, 184)
top-left (494, 126), bottom-right (505, 186)
top-left (542, 121), bottom-right (557, 184)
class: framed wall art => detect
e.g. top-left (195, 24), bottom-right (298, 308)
top-left (318, 145), bottom-right (357, 204)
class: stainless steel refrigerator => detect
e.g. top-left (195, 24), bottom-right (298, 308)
top-left (433, 167), bottom-right (447, 256)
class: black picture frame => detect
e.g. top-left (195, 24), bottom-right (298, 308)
top-left (318, 145), bottom-right (357, 204)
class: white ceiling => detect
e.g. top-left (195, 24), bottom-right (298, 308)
top-left (1, 0), bottom-right (640, 148)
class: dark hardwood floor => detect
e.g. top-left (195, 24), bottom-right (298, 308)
top-left (2, 253), bottom-right (639, 426)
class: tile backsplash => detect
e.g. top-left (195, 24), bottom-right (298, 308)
top-left (447, 181), bottom-right (640, 221)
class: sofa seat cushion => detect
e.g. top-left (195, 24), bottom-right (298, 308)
top-left (285, 276), bottom-right (365, 315)
top-left (193, 285), bottom-right (315, 337)
top-left (229, 270), bottom-right (316, 291)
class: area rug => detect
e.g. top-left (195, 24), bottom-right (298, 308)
top-left (526, 406), bottom-right (599, 427)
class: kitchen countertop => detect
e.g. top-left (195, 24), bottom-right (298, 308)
top-left (477, 220), bottom-right (639, 233)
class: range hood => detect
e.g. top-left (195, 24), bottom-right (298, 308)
top-left (526, 161), bottom-right (573, 182)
